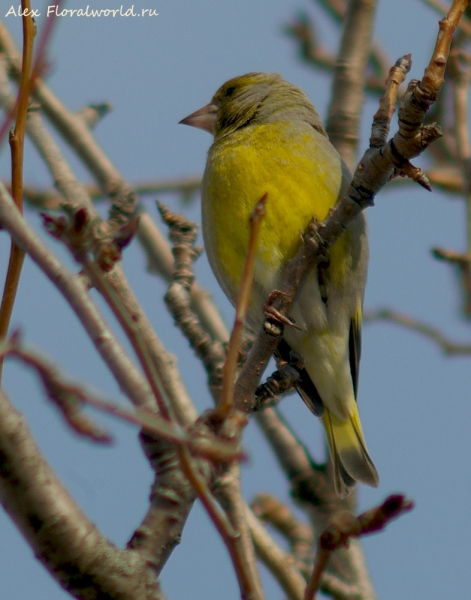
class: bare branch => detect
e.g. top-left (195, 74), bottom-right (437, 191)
top-left (305, 495), bottom-right (413, 600)
top-left (251, 493), bottom-right (314, 576)
top-left (327, 0), bottom-right (379, 169)
top-left (254, 408), bottom-right (378, 598)
top-left (20, 176), bottom-right (202, 209)
top-left (217, 195), bottom-right (267, 419)
top-left (1, 335), bottom-right (240, 460)
top-left (364, 308), bottom-right (471, 354)
top-left (0, 387), bottom-right (164, 599)
top-left (285, 6), bottom-right (391, 96)
top-left (158, 203), bottom-right (227, 402)
top-left (245, 503), bottom-right (306, 600)
top-left (0, 179), bottom-right (156, 411)
top-left (214, 463), bottom-right (265, 600)
top-left (0, 2), bottom-right (35, 378)
top-left (7, 97), bottom-right (196, 430)
top-left (423, 0), bottom-right (471, 36)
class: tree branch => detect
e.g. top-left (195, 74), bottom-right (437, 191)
top-left (326, 0), bottom-right (379, 169)
top-left (0, 387), bottom-right (164, 600)
top-left (364, 308), bottom-right (471, 354)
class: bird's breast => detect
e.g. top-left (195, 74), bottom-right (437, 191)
top-left (201, 121), bottom-right (348, 320)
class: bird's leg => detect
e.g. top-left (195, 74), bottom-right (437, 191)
top-left (263, 289), bottom-right (301, 336)
top-left (254, 362), bottom-right (301, 409)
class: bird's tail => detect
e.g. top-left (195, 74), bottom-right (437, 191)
top-left (322, 404), bottom-right (379, 498)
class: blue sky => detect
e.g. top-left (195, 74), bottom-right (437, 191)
top-left (0, 1), bottom-right (470, 598)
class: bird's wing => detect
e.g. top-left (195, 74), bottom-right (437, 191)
top-left (348, 303), bottom-right (362, 399)
top-left (275, 339), bottom-right (324, 416)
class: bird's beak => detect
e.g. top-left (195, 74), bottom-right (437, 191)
top-left (179, 103), bottom-right (218, 134)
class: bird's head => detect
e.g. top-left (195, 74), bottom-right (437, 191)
top-left (180, 72), bottom-right (325, 140)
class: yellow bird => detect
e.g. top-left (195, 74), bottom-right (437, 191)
top-left (180, 72), bottom-right (378, 497)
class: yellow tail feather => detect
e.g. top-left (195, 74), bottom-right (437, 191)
top-left (322, 405), bottom-right (379, 498)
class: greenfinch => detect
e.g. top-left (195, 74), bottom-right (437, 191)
top-left (180, 72), bottom-right (378, 497)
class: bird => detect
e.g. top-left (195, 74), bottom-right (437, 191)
top-left (180, 72), bottom-right (379, 497)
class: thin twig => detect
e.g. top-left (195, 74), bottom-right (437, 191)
top-left (305, 495), bottom-right (413, 600)
top-left (251, 493), bottom-right (314, 576)
top-left (81, 255), bottom-right (175, 420)
top-left (158, 203), bottom-right (227, 402)
top-left (245, 503), bottom-right (306, 600)
top-left (20, 176), bottom-right (202, 208)
top-left (326, 0), bottom-right (379, 169)
top-left (448, 47), bottom-right (471, 314)
top-left (1, 335), bottom-right (240, 460)
top-left (370, 54), bottom-right (411, 148)
top-left (216, 194), bottom-right (267, 419)
top-left (0, 1), bottom-right (35, 379)
top-left (214, 463), bottom-right (265, 600)
top-left (0, 179), bottom-right (157, 411)
top-left (423, 0), bottom-right (471, 36)
top-left (285, 4), bottom-right (392, 96)
top-left (0, 53), bottom-right (197, 425)
top-left (365, 307), bottom-right (471, 354)
top-left (177, 446), bottom-right (239, 540)
top-left (65, 225), bottom-right (247, 569)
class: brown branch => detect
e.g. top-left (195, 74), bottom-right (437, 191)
top-left (178, 445), bottom-right (239, 537)
top-left (0, 179), bottom-right (157, 411)
top-left (158, 203), bottom-right (227, 402)
top-left (156, 201), bottom-right (267, 597)
top-left (447, 46), bottom-right (471, 314)
top-left (245, 504), bottom-right (306, 600)
top-left (254, 408), bottom-right (378, 599)
top-left (305, 495), bottom-right (413, 600)
top-left (0, 36), bottom-right (234, 584)
top-left (0, 387), bottom-right (164, 600)
top-left (423, 0), bottom-right (471, 36)
top-left (0, 27), bottom-right (225, 418)
top-left (0, 1), bottom-right (35, 379)
top-left (285, 8), bottom-right (389, 96)
top-left (83, 254), bottom-right (177, 420)
top-left (0, 52), bottom-right (224, 423)
top-left (216, 194), bottom-right (267, 419)
top-left (128, 457), bottom-right (195, 575)
top-left (137, 208), bottom-right (229, 344)
top-left (214, 463), bottom-right (265, 600)
top-left (1, 334), bottom-right (240, 460)
top-left (0, 1), bottom-right (64, 370)
top-left (20, 176), bottom-right (201, 209)
top-left (251, 493), bottom-right (314, 576)
top-left (78, 247), bottom-right (243, 548)
top-left (370, 55), bottom-right (411, 147)
top-left (0, 52), bottom-right (197, 425)
top-left (45, 205), bottom-right (263, 594)
top-left (158, 201), bottom-right (264, 598)
top-left (1, 179), bottom-right (245, 581)
top-left (326, 0), bottom-right (379, 168)
top-left (420, 1), bottom-right (469, 96)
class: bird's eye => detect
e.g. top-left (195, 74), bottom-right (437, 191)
top-left (224, 86), bottom-right (236, 97)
